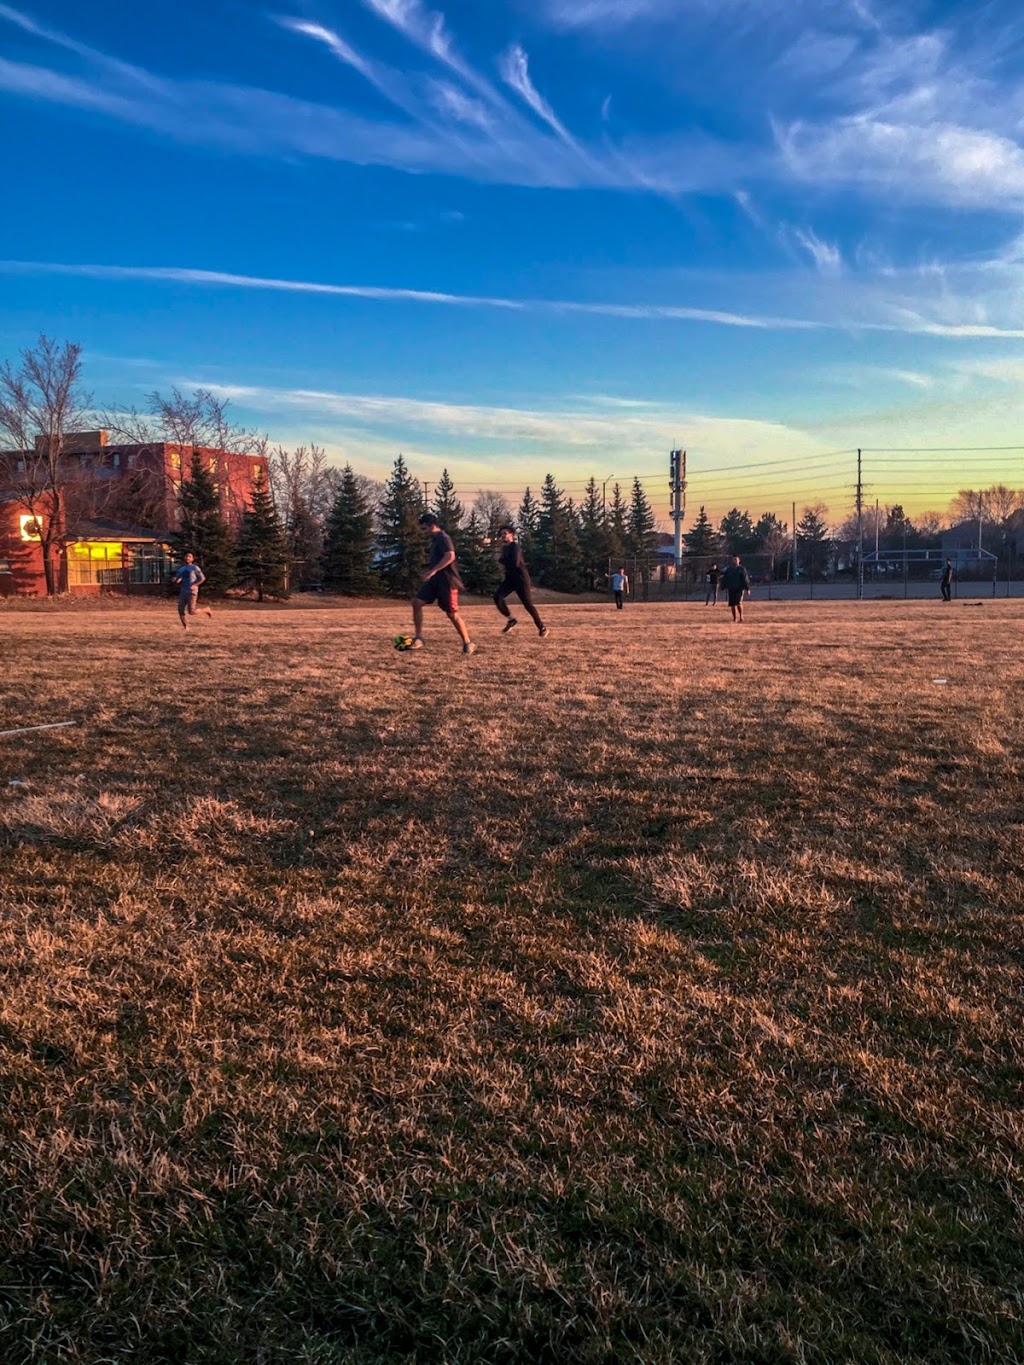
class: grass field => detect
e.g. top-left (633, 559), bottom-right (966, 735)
top-left (2, 596), bottom-right (1023, 1363)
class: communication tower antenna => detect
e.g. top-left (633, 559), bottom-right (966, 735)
top-left (669, 447), bottom-right (687, 569)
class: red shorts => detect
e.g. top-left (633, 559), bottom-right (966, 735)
top-left (416, 577), bottom-right (459, 613)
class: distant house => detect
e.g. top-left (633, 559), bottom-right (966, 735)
top-left (938, 517), bottom-right (1020, 566)
top-left (0, 430), bottom-right (268, 596)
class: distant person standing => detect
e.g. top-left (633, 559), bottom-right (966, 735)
top-left (610, 567), bottom-right (629, 611)
top-left (940, 559), bottom-right (954, 602)
top-left (704, 563), bottom-right (720, 606)
top-left (409, 513), bottom-right (476, 654)
top-left (494, 525), bottom-right (548, 637)
top-left (720, 555), bottom-right (751, 623)
top-left (172, 552), bottom-right (212, 630)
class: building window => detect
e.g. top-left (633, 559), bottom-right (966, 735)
top-left (65, 542), bottom-right (123, 587)
top-left (19, 514), bottom-right (42, 541)
top-left (170, 451), bottom-right (181, 471)
top-left (113, 453), bottom-right (121, 469)
top-left (126, 544), bottom-right (172, 585)
top-left (253, 464), bottom-right (262, 480)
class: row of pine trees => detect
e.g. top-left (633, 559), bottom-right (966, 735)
top-left (177, 451), bottom-right (663, 598)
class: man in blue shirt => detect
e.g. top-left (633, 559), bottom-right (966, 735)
top-left (172, 553), bottom-right (212, 630)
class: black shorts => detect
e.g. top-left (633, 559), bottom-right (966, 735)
top-left (416, 577), bottom-right (459, 613)
top-left (727, 588), bottom-right (743, 607)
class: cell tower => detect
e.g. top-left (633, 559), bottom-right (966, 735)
top-left (669, 448), bottom-right (687, 569)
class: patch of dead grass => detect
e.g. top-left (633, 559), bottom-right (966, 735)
top-left (1, 599), bottom-right (1023, 1362)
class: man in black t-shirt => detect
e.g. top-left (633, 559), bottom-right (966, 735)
top-left (704, 563), bottom-right (720, 606)
top-left (720, 555), bottom-right (751, 623)
top-left (940, 559), bottom-right (954, 602)
top-left (494, 525), bottom-right (548, 637)
top-left (410, 513), bottom-right (476, 654)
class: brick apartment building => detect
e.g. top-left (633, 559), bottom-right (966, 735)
top-left (0, 431), bottom-right (268, 596)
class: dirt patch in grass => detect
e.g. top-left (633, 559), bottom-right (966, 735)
top-left (1, 599), bottom-right (1023, 1362)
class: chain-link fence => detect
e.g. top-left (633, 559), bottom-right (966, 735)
top-left (606, 550), bottom-right (1013, 601)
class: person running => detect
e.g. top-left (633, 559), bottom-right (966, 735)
top-left (610, 566), bottom-right (629, 610)
top-left (172, 552), bottom-right (212, 630)
top-left (704, 563), bottom-right (720, 606)
top-left (410, 513), bottom-right (476, 654)
top-left (940, 559), bottom-right (954, 602)
top-left (720, 555), bottom-right (751, 623)
top-left (494, 525), bottom-right (548, 637)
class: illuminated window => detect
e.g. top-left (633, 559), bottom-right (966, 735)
top-left (65, 542), bottom-right (124, 587)
top-left (170, 451), bottom-right (181, 471)
top-left (208, 457), bottom-right (217, 473)
top-left (19, 515), bottom-right (42, 541)
top-left (253, 464), bottom-right (262, 480)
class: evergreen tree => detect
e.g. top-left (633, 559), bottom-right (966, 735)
top-left (377, 453), bottom-right (426, 594)
top-left (884, 504), bottom-right (918, 547)
top-left (322, 463), bottom-right (376, 594)
top-left (719, 507), bottom-right (758, 556)
top-left (754, 513), bottom-right (790, 575)
top-left (285, 504), bottom-right (323, 590)
top-left (534, 473), bottom-right (582, 591)
top-left (607, 482), bottom-right (628, 566)
top-left (171, 450), bottom-right (236, 593)
top-left (517, 486), bottom-right (541, 563)
top-left (459, 511), bottom-right (501, 595)
top-left (683, 505), bottom-right (721, 558)
top-left (626, 477), bottom-right (658, 556)
top-left (797, 504), bottom-right (830, 578)
top-left (431, 468), bottom-right (465, 537)
top-left (578, 477), bottom-right (611, 589)
top-left (235, 470), bottom-right (289, 601)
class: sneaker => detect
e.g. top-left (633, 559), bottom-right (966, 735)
top-left (539, 626), bottom-right (549, 637)
top-left (463, 642), bottom-right (477, 655)
top-left (502, 618), bottom-right (519, 634)
top-left (410, 637), bottom-right (424, 650)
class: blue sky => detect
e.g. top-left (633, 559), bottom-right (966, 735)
top-left (3, 0), bottom-right (1024, 522)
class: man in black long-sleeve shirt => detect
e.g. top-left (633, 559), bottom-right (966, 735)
top-left (720, 555), bottom-right (751, 623)
top-left (494, 525), bottom-right (548, 637)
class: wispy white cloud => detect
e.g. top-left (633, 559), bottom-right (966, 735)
top-left (184, 378), bottom-right (828, 495)
top-left (12, 257), bottom-right (1024, 339)
top-left (0, 259), bottom-right (822, 330)
top-left (790, 227), bottom-right (843, 276)
top-left (499, 43), bottom-right (576, 147)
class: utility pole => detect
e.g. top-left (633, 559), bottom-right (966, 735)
top-left (856, 448), bottom-right (864, 600)
top-left (791, 500), bottom-right (798, 583)
top-left (669, 448), bottom-right (686, 570)
top-left (875, 498), bottom-right (880, 555)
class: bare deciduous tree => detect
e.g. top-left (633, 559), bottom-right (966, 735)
top-left (948, 486), bottom-right (1024, 528)
top-left (0, 336), bottom-right (93, 595)
top-left (105, 387), bottom-right (268, 455)
top-left (474, 489), bottom-right (514, 541)
top-left (102, 386), bottom-right (269, 528)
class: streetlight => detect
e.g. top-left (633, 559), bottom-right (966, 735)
top-left (601, 473), bottom-right (616, 513)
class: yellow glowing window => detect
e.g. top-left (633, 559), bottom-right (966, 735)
top-left (19, 514), bottom-right (42, 541)
top-left (170, 451), bottom-right (181, 470)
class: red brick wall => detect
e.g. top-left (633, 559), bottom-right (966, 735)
top-left (0, 503), bottom-right (50, 595)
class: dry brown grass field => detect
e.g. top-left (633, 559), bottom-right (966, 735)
top-left (1, 596), bottom-right (1023, 1363)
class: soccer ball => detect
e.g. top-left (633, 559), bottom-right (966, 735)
top-left (393, 634), bottom-right (415, 652)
